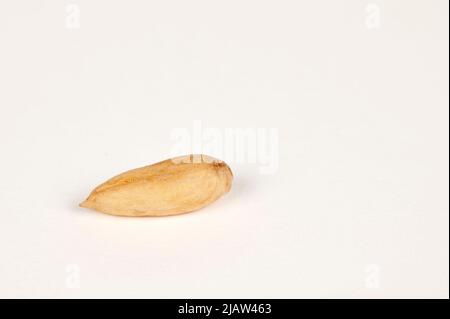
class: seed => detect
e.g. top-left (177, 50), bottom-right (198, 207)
top-left (79, 154), bottom-right (233, 217)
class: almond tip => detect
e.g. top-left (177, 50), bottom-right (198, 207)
top-left (79, 200), bottom-right (88, 208)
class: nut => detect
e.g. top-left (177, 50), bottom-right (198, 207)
top-left (79, 154), bottom-right (233, 216)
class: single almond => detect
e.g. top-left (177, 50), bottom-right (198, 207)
top-left (79, 154), bottom-right (233, 216)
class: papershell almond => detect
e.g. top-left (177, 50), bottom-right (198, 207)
top-left (79, 154), bottom-right (233, 216)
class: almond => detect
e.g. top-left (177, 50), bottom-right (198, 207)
top-left (79, 154), bottom-right (233, 216)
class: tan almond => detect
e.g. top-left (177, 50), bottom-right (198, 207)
top-left (79, 154), bottom-right (233, 217)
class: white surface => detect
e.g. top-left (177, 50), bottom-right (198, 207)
top-left (0, 0), bottom-right (448, 298)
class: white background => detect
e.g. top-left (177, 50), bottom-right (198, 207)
top-left (0, 0), bottom-right (448, 298)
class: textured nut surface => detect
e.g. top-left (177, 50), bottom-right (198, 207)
top-left (79, 154), bottom-right (233, 216)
